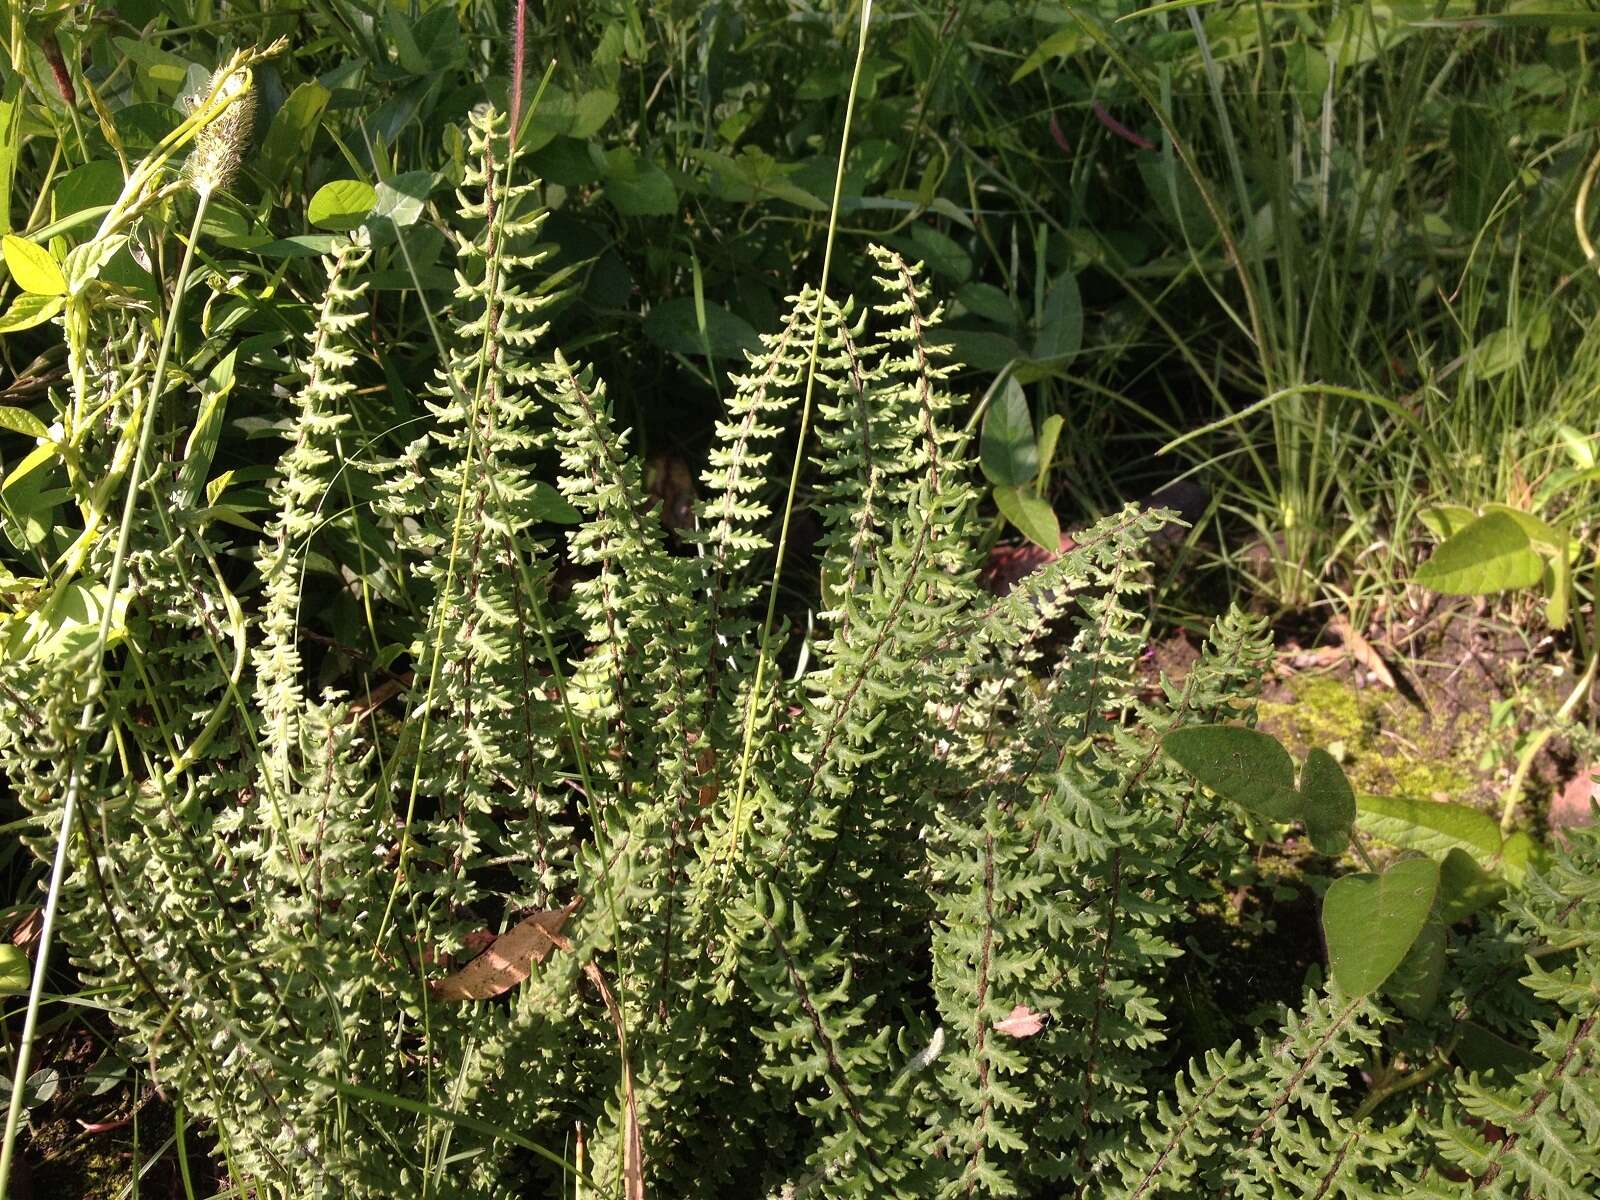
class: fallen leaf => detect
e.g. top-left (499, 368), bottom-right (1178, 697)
top-left (1328, 614), bottom-right (1397, 690)
top-left (9, 908), bottom-right (41, 954)
top-left (584, 961), bottom-right (646, 1200)
top-left (429, 898), bottom-right (581, 1001)
top-left (994, 1004), bottom-right (1046, 1038)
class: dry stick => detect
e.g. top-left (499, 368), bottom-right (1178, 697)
top-left (0, 188), bottom-right (214, 1200)
top-left (722, 0), bottom-right (875, 873)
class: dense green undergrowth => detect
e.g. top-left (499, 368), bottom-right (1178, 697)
top-left (0, 3), bottom-right (1596, 1197)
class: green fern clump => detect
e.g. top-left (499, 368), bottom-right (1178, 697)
top-left (5, 92), bottom-right (1600, 1200)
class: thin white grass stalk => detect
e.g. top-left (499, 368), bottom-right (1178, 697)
top-left (722, 0), bottom-right (875, 871)
top-left (0, 189), bottom-right (214, 1200)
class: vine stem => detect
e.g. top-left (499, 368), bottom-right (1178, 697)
top-left (721, 0), bottom-right (874, 874)
top-left (0, 190), bottom-right (213, 1199)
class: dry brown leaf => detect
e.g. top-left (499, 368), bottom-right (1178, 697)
top-left (9, 908), bottom-right (42, 954)
top-left (1328, 614), bottom-right (1397, 690)
top-left (584, 961), bottom-right (645, 1200)
top-left (429, 898), bottom-right (581, 1001)
top-left (994, 1004), bottom-right (1046, 1039)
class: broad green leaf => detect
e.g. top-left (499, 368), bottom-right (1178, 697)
top-left (1384, 920), bottom-right (1446, 1018)
top-left (1417, 504), bottom-right (1476, 541)
top-left (53, 160), bottom-right (123, 220)
top-left (1031, 271), bottom-right (1082, 363)
top-left (1035, 414), bottom-right (1065, 486)
top-left (529, 481), bottom-right (581, 525)
top-left (992, 485), bottom-right (1060, 552)
top-left (1322, 857), bottom-right (1440, 996)
top-left (1163, 725), bottom-right (1301, 822)
top-left (642, 298), bottom-right (761, 360)
top-left (1557, 424), bottom-right (1595, 470)
top-left (1543, 552), bottom-right (1571, 630)
top-left (0, 406), bottom-right (50, 441)
top-left (604, 152), bottom-right (677, 217)
top-left (1471, 327), bottom-right (1523, 379)
top-left (113, 37), bottom-right (193, 92)
top-left (2, 441), bottom-right (56, 494)
top-left (308, 180), bottom-right (376, 231)
top-left (980, 379), bottom-right (1038, 488)
top-left (1453, 1020), bottom-right (1540, 1083)
top-left (957, 282), bottom-right (1016, 327)
top-left (0, 945), bottom-right (27, 996)
top-left (907, 225), bottom-right (972, 282)
top-left (1, 74), bottom-right (26, 235)
top-left (571, 90), bottom-right (619, 138)
top-left (15, 579), bottom-right (126, 664)
top-left (1498, 830), bottom-right (1537, 887)
top-left (0, 292), bottom-right (64, 333)
top-left (1437, 847), bottom-right (1502, 924)
top-left (1482, 504), bottom-right (1565, 551)
top-left (1356, 793), bottom-right (1501, 865)
top-left (257, 83), bottom-right (330, 192)
top-left (942, 329), bottom-right (1020, 372)
top-left (1300, 748), bottom-right (1355, 855)
top-left (372, 171), bottom-right (434, 228)
top-left (1012, 27), bottom-right (1092, 82)
top-left (1414, 511), bottom-right (1544, 595)
top-left (178, 351), bottom-right (237, 507)
top-left (3, 234), bottom-right (66, 295)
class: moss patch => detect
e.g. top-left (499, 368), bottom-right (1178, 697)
top-left (1258, 673), bottom-right (1484, 808)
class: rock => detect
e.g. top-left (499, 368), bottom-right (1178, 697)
top-left (1552, 764), bottom-right (1599, 836)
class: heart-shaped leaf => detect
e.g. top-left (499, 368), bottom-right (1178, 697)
top-left (1163, 725), bottom-right (1300, 821)
top-left (1323, 857), bottom-right (1440, 996)
top-left (980, 378), bottom-right (1038, 487)
top-left (1300, 748), bottom-right (1355, 855)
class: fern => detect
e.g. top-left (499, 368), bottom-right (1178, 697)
top-left (6, 95), bottom-right (1600, 1200)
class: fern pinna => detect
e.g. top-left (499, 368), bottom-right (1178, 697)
top-left (3, 97), bottom-right (1597, 1200)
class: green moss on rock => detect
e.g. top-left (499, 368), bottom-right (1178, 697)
top-left (1259, 674), bottom-right (1479, 808)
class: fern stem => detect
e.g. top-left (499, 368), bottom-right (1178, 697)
top-left (722, 0), bottom-right (875, 872)
top-left (0, 190), bottom-right (213, 1198)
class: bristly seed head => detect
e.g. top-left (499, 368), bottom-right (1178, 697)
top-left (186, 69), bottom-right (255, 198)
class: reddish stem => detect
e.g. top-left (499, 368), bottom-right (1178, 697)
top-left (42, 33), bottom-right (76, 107)
top-left (509, 0), bottom-right (527, 141)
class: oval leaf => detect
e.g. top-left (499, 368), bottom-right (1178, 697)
top-left (0, 292), bottom-right (64, 333)
top-left (1322, 857), bottom-right (1440, 997)
top-left (992, 485), bottom-right (1059, 552)
top-left (1414, 511), bottom-right (1544, 596)
top-left (1355, 793), bottom-right (1502, 865)
top-left (981, 378), bottom-right (1038, 487)
top-left (1300, 748), bottom-right (1355, 855)
top-left (0, 406), bottom-right (50, 441)
top-left (2, 234), bottom-right (65, 296)
top-left (308, 179), bottom-right (377, 231)
top-left (1163, 724), bottom-right (1301, 821)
